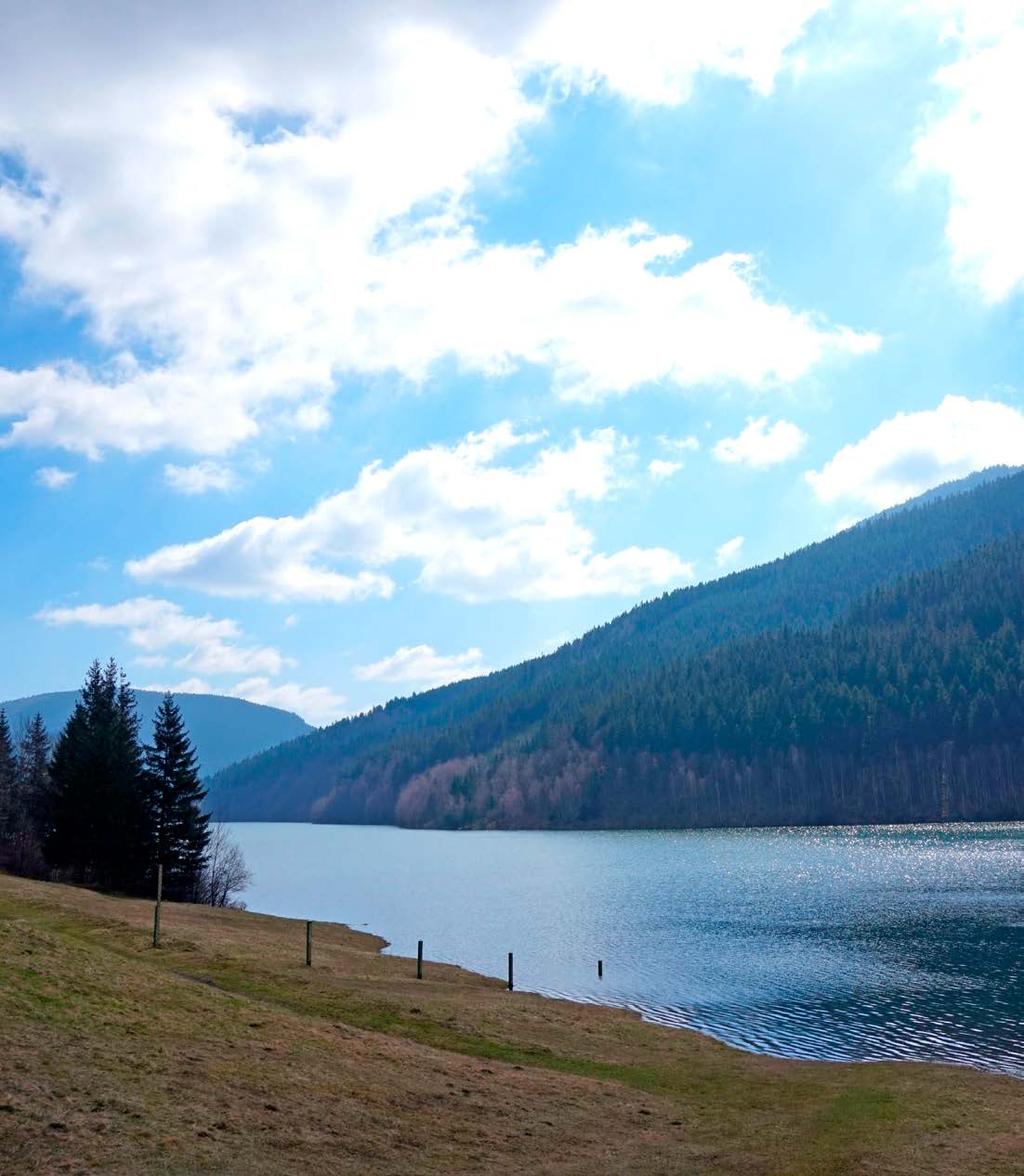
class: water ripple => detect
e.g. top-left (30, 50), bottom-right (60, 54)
top-left (229, 820), bottom-right (1024, 1077)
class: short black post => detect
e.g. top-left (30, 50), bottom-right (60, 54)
top-left (507, 951), bottom-right (514, 992)
top-left (416, 939), bottom-right (423, 980)
top-left (598, 959), bottom-right (603, 979)
top-left (305, 920), bottom-right (312, 967)
top-left (152, 862), bottom-right (163, 949)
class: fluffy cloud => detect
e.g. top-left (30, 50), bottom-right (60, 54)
top-left (658, 435), bottom-right (701, 453)
top-left (127, 423), bottom-right (694, 603)
top-left (713, 417), bottom-right (808, 467)
top-left (36, 594), bottom-right (348, 724)
top-left (34, 465), bottom-right (75, 490)
top-left (144, 676), bottom-right (348, 727)
top-left (164, 461), bottom-right (239, 495)
top-left (648, 459), bottom-right (683, 480)
top-left (527, 0), bottom-right (827, 103)
top-left (806, 395), bottom-right (1024, 510)
top-left (912, 5), bottom-right (1024, 300)
top-left (715, 535), bottom-right (746, 567)
top-left (0, 2), bottom-right (872, 456)
top-left (355, 644), bottom-right (489, 689)
top-left (36, 596), bottom-right (286, 677)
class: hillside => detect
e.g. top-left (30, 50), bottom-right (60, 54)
top-left (5, 873), bottom-right (1021, 1175)
top-left (404, 532), bottom-right (1024, 828)
top-left (209, 468), bottom-right (1024, 826)
top-left (0, 690), bottom-right (311, 778)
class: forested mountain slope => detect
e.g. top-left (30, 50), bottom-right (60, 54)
top-left (209, 467), bottom-right (1024, 826)
top-left (416, 532), bottom-right (1024, 829)
top-left (0, 690), bottom-right (311, 778)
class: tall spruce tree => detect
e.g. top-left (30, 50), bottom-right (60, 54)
top-left (10, 714), bottom-right (50, 875)
top-left (0, 710), bottom-right (16, 868)
top-left (143, 694), bottom-right (210, 900)
top-left (47, 660), bottom-right (152, 894)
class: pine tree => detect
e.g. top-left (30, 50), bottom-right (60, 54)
top-left (143, 694), bottom-right (210, 901)
top-left (111, 664), bottom-right (151, 892)
top-left (47, 660), bottom-right (152, 894)
top-left (10, 714), bottom-right (50, 875)
top-left (0, 710), bottom-right (16, 867)
top-left (47, 695), bottom-right (92, 879)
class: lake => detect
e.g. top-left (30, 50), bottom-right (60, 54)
top-left (227, 821), bottom-right (1024, 1076)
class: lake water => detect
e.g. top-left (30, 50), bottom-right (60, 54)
top-left (227, 822), bottom-right (1024, 1076)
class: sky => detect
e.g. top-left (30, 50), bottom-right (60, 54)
top-left (1, 0), bottom-right (1023, 725)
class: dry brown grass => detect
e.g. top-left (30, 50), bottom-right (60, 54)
top-left (1, 871), bottom-right (1021, 1175)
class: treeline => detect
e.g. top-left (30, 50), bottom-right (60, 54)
top-left (209, 466), bottom-right (1024, 828)
top-left (1, 660), bottom-right (248, 904)
top-left (395, 532), bottom-right (1024, 829)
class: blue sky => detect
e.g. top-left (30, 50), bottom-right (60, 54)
top-left (1, 1), bottom-right (1023, 723)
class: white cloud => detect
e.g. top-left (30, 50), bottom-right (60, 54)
top-left (912, 5), bottom-right (1024, 300)
top-left (806, 394), bottom-right (1024, 510)
top-left (648, 458), bottom-right (683, 480)
top-left (715, 535), bottom-right (746, 567)
top-left (0, 2), bottom-right (873, 456)
top-left (343, 223), bottom-right (879, 405)
top-left (658, 434), bottom-right (701, 453)
top-left (355, 644), bottom-right (489, 689)
top-left (38, 594), bottom-right (348, 724)
top-left (34, 465), bottom-right (75, 490)
top-left (164, 460), bottom-right (238, 495)
top-left (36, 596), bottom-right (287, 677)
top-left (713, 417), bottom-right (808, 467)
top-left (143, 676), bottom-right (348, 727)
top-left (127, 423), bottom-right (695, 603)
top-left (527, 0), bottom-right (828, 103)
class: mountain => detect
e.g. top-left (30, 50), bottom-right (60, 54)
top-left (209, 468), bottom-right (1024, 827)
top-left (875, 464), bottom-right (1021, 516)
top-left (0, 690), bottom-right (312, 778)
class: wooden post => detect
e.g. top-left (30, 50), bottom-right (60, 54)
top-left (416, 940), bottom-right (423, 980)
top-left (598, 959), bottom-right (603, 979)
top-left (305, 920), bottom-right (312, 967)
top-left (152, 862), bottom-right (163, 949)
top-left (507, 951), bottom-right (514, 992)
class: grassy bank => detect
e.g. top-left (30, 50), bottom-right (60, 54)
top-left (0, 873), bottom-right (1020, 1174)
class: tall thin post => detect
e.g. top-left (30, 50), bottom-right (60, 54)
top-left (507, 951), bottom-right (514, 992)
top-left (305, 920), bottom-right (312, 967)
top-left (416, 939), bottom-right (423, 980)
top-left (152, 862), bottom-right (163, 949)
top-left (598, 959), bottom-right (603, 979)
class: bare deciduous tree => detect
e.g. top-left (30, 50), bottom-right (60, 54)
top-left (197, 825), bottom-right (252, 908)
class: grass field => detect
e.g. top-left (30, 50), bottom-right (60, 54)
top-left (1, 872), bottom-right (1021, 1174)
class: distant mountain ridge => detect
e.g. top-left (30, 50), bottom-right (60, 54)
top-left (209, 467), bottom-right (1024, 828)
top-left (0, 690), bottom-right (312, 778)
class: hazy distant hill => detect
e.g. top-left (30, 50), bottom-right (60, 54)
top-left (209, 468), bottom-right (1024, 827)
top-left (0, 690), bottom-right (311, 778)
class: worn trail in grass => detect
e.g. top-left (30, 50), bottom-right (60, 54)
top-left (0, 873), bottom-right (1020, 1175)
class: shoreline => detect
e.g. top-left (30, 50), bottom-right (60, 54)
top-left (218, 815), bottom-right (1024, 833)
top-left (223, 819), bottom-right (1024, 1080)
top-left (3, 870), bottom-right (1023, 1174)
top-left (376, 924), bottom-right (1024, 1084)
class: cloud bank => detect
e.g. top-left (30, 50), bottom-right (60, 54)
top-left (0, 1), bottom-right (873, 457)
top-left (806, 395), bottom-right (1024, 510)
top-left (127, 423), bottom-right (695, 603)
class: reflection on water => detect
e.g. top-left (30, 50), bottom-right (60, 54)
top-left (228, 821), bottom-right (1024, 1075)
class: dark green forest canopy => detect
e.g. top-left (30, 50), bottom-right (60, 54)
top-left (209, 467), bottom-right (1024, 829)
